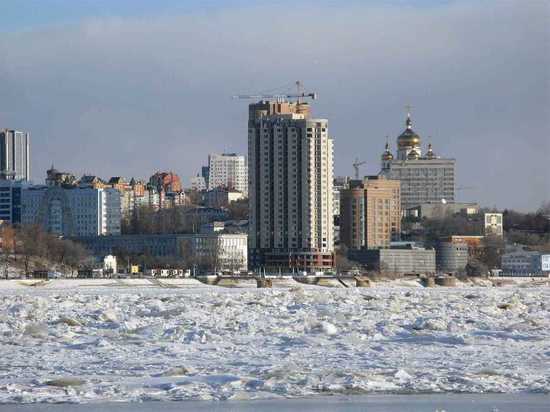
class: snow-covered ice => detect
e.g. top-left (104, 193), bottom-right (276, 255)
top-left (0, 282), bottom-right (549, 404)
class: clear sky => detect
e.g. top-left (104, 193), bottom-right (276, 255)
top-left (0, 0), bottom-right (548, 211)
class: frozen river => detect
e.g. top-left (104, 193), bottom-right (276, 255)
top-left (0, 281), bottom-right (549, 405)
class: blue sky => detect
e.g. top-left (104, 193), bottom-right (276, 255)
top-left (0, 0), bottom-right (453, 31)
top-left (0, 1), bottom-right (548, 211)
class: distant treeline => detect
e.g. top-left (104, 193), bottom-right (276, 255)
top-left (1, 225), bottom-right (91, 276)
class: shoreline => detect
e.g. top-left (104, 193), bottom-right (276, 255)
top-left (2, 394), bottom-right (550, 412)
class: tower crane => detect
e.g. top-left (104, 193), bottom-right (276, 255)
top-left (232, 80), bottom-right (317, 102)
top-left (352, 158), bottom-right (366, 180)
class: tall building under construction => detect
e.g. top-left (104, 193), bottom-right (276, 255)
top-left (247, 100), bottom-right (334, 271)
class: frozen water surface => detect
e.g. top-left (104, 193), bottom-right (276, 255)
top-left (0, 281), bottom-right (549, 404)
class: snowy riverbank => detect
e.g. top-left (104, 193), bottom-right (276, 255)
top-left (0, 283), bottom-right (549, 404)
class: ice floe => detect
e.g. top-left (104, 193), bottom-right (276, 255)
top-left (0, 284), bottom-right (549, 403)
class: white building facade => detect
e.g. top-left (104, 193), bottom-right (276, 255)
top-left (0, 129), bottom-right (30, 181)
top-left (207, 153), bottom-right (248, 196)
top-left (190, 175), bottom-right (207, 191)
top-left (21, 186), bottom-right (121, 237)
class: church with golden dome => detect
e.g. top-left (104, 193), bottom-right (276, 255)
top-left (380, 111), bottom-right (456, 210)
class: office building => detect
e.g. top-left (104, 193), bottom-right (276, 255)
top-left (332, 176), bottom-right (350, 245)
top-left (201, 166), bottom-right (210, 188)
top-left (248, 100), bottom-right (334, 271)
top-left (380, 113), bottom-right (455, 210)
top-left (0, 180), bottom-right (26, 224)
top-left (21, 186), bottom-right (121, 237)
top-left (350, 247), bottom-right (436, 275)
top-left (190, 174), bottom-right (207, 191)
top-left (340, 176), bottom-right (401, 249)
top-left (0, 129), bottom-right (30, 181)
top-left (208, 153), bottom-right (248, 196)
top-left (333, 176), bottom-right (350, 218)
top-left (501, 247), bottom-right (549, 275)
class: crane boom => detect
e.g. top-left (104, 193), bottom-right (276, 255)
top-left (232, 92), bottom-right (317, 101)
top-left (352, 159), bottom-right (366, 180)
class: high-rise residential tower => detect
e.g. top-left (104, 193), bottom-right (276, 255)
top-left (248, 100), bottom-right (334, 271)
top-left (207, 153), bottom-right (248, 196)
top-left (380, 113), bottom-right (455, 210)
top-left (340, 176), bottom-right (401, 250)
top-left (0, 129), bottom-right (30, 181)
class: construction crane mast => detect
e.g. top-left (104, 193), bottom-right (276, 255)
top-left (352, 158), bottom-right (366, 180)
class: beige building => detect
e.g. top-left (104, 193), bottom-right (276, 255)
top-left (248, 100), bottom-right (334, 271)
top-left (340, 176), bottom-right (401, 249)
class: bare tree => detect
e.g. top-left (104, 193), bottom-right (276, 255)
top-left (18, 225), bottom-right (46, 275)
top-left (480, 235), bottom-right (505, 270)
top-left (1, 225), bottom-right (15, 279)
top-left (180, 239), bottom-right (198, 274)
top-left (201, 238), bottom-right (222, 274)
top-left (335, 245), bottom-right (359, 272)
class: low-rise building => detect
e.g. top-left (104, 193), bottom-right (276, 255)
top-left (405, 202), bottom-right (480, 219)
top-left (103, 255), bottom-right (117, 274)
top-left (445, 235), bottom-right (485, 259)
top-left (203, 189), bottom-right (244, 208)
top-left (501, 248), bottom-right (549, 275)
top-left (200, 221), bottom-right (226, 234)
top-left (350, 247), bottom-right (436, 275)
top-left (436, 241), bottom-right (469, 273)
top-left (74, 233), bottom-right (248, 272)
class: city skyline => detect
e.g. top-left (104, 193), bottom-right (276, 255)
top-left (0, 1), bottom-right (548, 211)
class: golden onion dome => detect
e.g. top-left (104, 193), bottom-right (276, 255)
top-left (425, 143), bottom-right (436, 159)
top-left (397, 114), bottom-right (421, 148)
top-left (407, 149), bottom-right (420, 160)
top-left (381, 142), bottom-right (393, 161)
